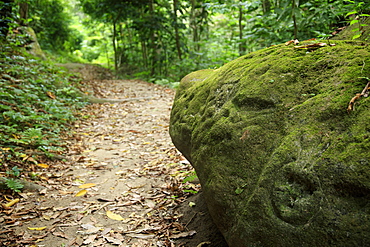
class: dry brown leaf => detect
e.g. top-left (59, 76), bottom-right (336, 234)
top-left (104, 236), bottom-right (123, 245)
top-left (83, 234), bottom-right (97, 245)
top-left (52, 231), bottom-right (69, 239)
top-left (170, 230), bottom-right (197, 239)
top-left (126, 233), bottom-right (156, 239)
top-left (285, 39), bottom-right (299, 45)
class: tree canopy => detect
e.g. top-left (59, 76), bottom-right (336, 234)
top-left (1, 0), bottom-right (369, 83)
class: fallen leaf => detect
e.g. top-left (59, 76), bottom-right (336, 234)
top-left (104, 236), bottom-right (123, 245)
top-left (106, 210), bottom-right (125, 221)
top-left (4, 198), bottom-right (19, 207)
top-left (52, 231), bottom-right (69, 239)
top-left (78, 183), bottom-right (96, 189)
top-left (75, 189), bottom-right (87, 197)
top-left (28, 226), bottom-right (47, 231)
top-left (46, 91), bottom-right (56, 99)
top-left (126, 233), bottom-right (156, 239)
top-left (83, 234), bottom-right (97, 244)
top-left (37, 163), bottom-right (49, 168)
top-left (285, 39), bottom-right (299, 45)
top-left (170, 230), bottom-right (197, 239)
top-left (197, 242), bottom-right (212, 247)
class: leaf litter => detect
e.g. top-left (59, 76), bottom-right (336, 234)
top-left (0, 66), bottom-right (202, 247)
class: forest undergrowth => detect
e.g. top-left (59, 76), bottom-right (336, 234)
top-left (0, 51), bottom-right (226, 246)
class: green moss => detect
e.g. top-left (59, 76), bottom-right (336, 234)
top-left (170, 40), bottom-right (370, 247)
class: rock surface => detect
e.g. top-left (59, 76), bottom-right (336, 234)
top-left (170, 40), bottom-right (370, 247)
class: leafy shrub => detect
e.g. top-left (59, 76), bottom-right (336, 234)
top-left (0, 45), bottom-right (88, 188)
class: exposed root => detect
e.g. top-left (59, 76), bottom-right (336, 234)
top-left (347, 80), bottom-right (370, 113)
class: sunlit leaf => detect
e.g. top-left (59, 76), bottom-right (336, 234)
top-left (79, 183), bottom-right (96, 188)
top-left (235, 188), bottom-right (244, 194)
top-left (352, 34), bottom-right (361, 40)
top-left (37, 163), bottom-right (49, 168)
top-left (75, 189), bottom-right (87, 197)
top-left (46, 91), bottom-right (56, 99)
top-left (106, 210), bottom-right (125, 221)
top-left (345, 10), bottom-right (357, 16)
top-left (350, 19), bottom-right (359, 25)
top-left (4, 198), bottom-right (20, 207)
top-left (28, 226), bottom-right (47, 230)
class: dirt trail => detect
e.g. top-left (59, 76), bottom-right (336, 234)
top-left (0, 65), bottom-right (227, 247)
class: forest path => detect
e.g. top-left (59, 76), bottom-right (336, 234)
top-left (1, 64), bottom-right (227, 247)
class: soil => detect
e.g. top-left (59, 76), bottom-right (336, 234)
top-left (0, 64), bottom-right (228, 247)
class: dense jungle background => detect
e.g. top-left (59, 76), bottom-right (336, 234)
top-left (0, 0), bottom-right (369, 246)
top-left (2, 0), bottom-right (369, 86)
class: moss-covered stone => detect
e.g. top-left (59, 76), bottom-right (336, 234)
top-left (170, 40), bottom-right (370, 247)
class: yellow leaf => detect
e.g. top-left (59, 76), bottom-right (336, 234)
top-left (75, 189), bottom-right (87, 197)
top-left (4, 198), bottom-right (20, 207)
top-left (28, 226), bottom-right (47, 231)
top-left (106, 210), bottom-right (124, 221)
top-left (79, 183), bottom-right (96, 189)
top-left (46, 91), bottom-right (56, 99)
top-left (37, 163), bottom-right (49, 169)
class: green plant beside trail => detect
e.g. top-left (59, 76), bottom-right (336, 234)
top-left (0, 45), bottom-right (88, 193)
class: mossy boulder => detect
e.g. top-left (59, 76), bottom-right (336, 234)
top-left (170, 40), bottom-right (370, 247)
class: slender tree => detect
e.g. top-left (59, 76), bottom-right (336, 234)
top-left (0, 0), bottom-right (14, 39)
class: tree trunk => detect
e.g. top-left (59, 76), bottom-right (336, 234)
top-left (148, 0), bottom-right (157, 76)
top-left (19, 2), bottom-right (28, 25)
top-left (292, 0), bottom-right (298, 39)
top-left (173, 0), bottom-right (182, 60)
top-left (238, 0), bottom-right (246, 56)
top-left (112, 20), bottom-right (118, 72)
top-left (262, 0), bottom-right (271, 14)
top-left (190, 0), bottom-right (200, 52)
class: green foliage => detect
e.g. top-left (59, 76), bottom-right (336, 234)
top-left (182, 170), bottom-right (199, 194)
top-left (182, 171), bottom-right (198, 183)
top-left (73, 0), bottom-right (362, 85)
top-left (6, 166), bottom-right (22, 177)
top-left (4, 178), bottom-right (24, 193)
top-left (28, 0), bottom-right (83, 52)
top-left (0, 45), bottom-right (88, 172)
top-left (2, 165), bottom-right (24, 193)
top-left (345, 0), bottom-right (370, 40)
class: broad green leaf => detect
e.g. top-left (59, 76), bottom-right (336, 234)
top-left (350, 19), bottom-right (359, 25)
top-left (346, 11), bottom-right (358, 17)
top-left (235, 188), bottom-right (244, 195)
top-left (352, 34), bottom-right (361, 40)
